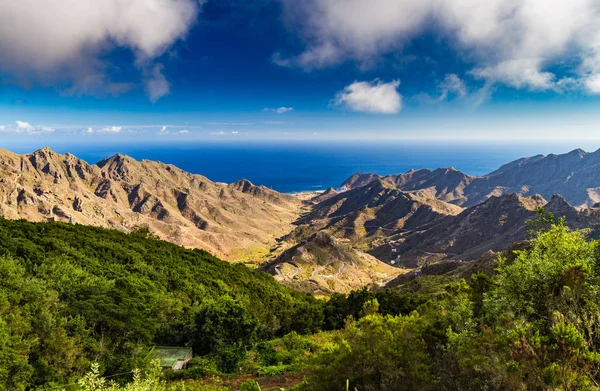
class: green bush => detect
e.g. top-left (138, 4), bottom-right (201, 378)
top-left (257, 364), bottom-right (288, 377)
top-left (239, 379), bottom-right (262, 391)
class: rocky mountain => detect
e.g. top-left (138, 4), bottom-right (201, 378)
top-left (342, 168), bottom-right (474, 205)
top-left (0, 147), bottom-right (302, 260)
top-left (260, 231), bottom-right (402, 294)
top-left (294, 179), bottom-right (463, 241)
top-left (341, 148), bottom-right (600, 208)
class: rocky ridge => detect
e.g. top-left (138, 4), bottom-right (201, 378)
top-left (341, 148), bottom-right (600, 207)
top-left (0, 147), bottom-right (302, 260)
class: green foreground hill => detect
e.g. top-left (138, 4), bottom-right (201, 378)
top-left (0, 218), bottom-right (322, 390)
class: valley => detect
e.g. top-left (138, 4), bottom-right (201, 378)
top-left (2, 147), bottom-right (600, 295)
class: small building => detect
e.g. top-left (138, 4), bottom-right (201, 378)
top-left (150, 346), bottom-right (193, 370)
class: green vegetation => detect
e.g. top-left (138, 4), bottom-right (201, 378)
top-left (300, 219), bottom-right (600, 390)
top-left (0, 219), bottom-right (321, 390)
top-left (6, 211), bottom-right (600, 390)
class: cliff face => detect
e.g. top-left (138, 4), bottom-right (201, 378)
top-left (0, 147), bottom-right (302, 261)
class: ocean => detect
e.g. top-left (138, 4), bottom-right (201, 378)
top-left (14, 141), bottom-right (597, 193)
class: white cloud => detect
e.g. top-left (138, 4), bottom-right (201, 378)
top-left (0, 126), bottom-right (5, 131)
top-left (14, 121), bottom-right (54, 134)
top-left (0, 0), bottom-right (201, 100)
top-left (438, 74), bottom-right (467, 100)
top-left (16, 121), bottom-right (34, 132)
top-left (470, 59), bottom-right (555, 90)
top-left (205, 122), bottom-right (253, 126)
top-left (179, 130), bottom-right (189, 134)
top-left (278, 0), bottom-right (600, 93)
top-left (144, 64), bottom-right (171, 103)
top-left (209, 130), bottom-right (225, 135)
top-left (415, 74), bottom-right (468, 104)
top-left (584, 74), bottom-right (600, 94)
top-left (333, 79), bottom-right (402, 114)
top-left (86, 127), bottom-right (94, 133)
top-left (232, 131), bottom-right (239, 134)
top-left (100, 126), bottom-right (122, 133)
top-left (263, 107), bottom-right (294, 114)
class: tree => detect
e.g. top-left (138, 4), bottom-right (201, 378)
top-left (193, 296), bottom-right (258, 372)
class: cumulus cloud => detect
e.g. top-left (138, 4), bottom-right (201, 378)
top-left (179, 130), bottom-right (189, 134)
top-left (278, 0), bottom-right (600, 93)
top-left (0, 0), bottom-right (201, 100)
top-left (333, 79), bottom-right (402, 114)
top-left (210, 130), bottom-right (225, 135)
top-left (14, 121), bottom-right (54, 134)
top-left (16, 121), bottom-right (34, 132)
top-left (86, 127), bottom-right (94, 133)
top-left (263, 107), bottom-right (294, 114)
top-left (100, 126), bottom-right (122, 133)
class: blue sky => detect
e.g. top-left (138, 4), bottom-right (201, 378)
top-left (1, 0), bottom-right (600, 148)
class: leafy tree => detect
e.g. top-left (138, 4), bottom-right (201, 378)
top-left (193, 296), bottom-right (259, 372)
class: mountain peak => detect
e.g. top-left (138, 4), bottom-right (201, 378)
top-left (231, 178), bottom-right (255, 191)
top-left (96, 153), bottom-right (136, 169)
top-left (567, 148), bottom-right (587, 158)
top-left (31, 146), bottom-right (56, 156)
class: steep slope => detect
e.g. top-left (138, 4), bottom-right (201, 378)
top-left (370, 193), bottom-right (546, 267)
top-left (311, 187), bottom-right (338, 203)
top-left (0, 147), bottom-right (302, 260)
top-left (261, 231), bottom-right (403, 294)
top-left (372, 193), bottom-right (598, 268)
top-left (294, 179), bottom-right (463, 242)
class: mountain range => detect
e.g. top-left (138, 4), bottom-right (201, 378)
top-left (342, 148), bottom-right (600, 208)
top-left (0, 147), bottom-right (599, 293)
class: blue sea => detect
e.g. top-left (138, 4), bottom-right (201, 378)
top-left (11, 141), bottom-right (598, 193)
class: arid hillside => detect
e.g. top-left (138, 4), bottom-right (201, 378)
top-left (0, 147), bottom-right (302, 260)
